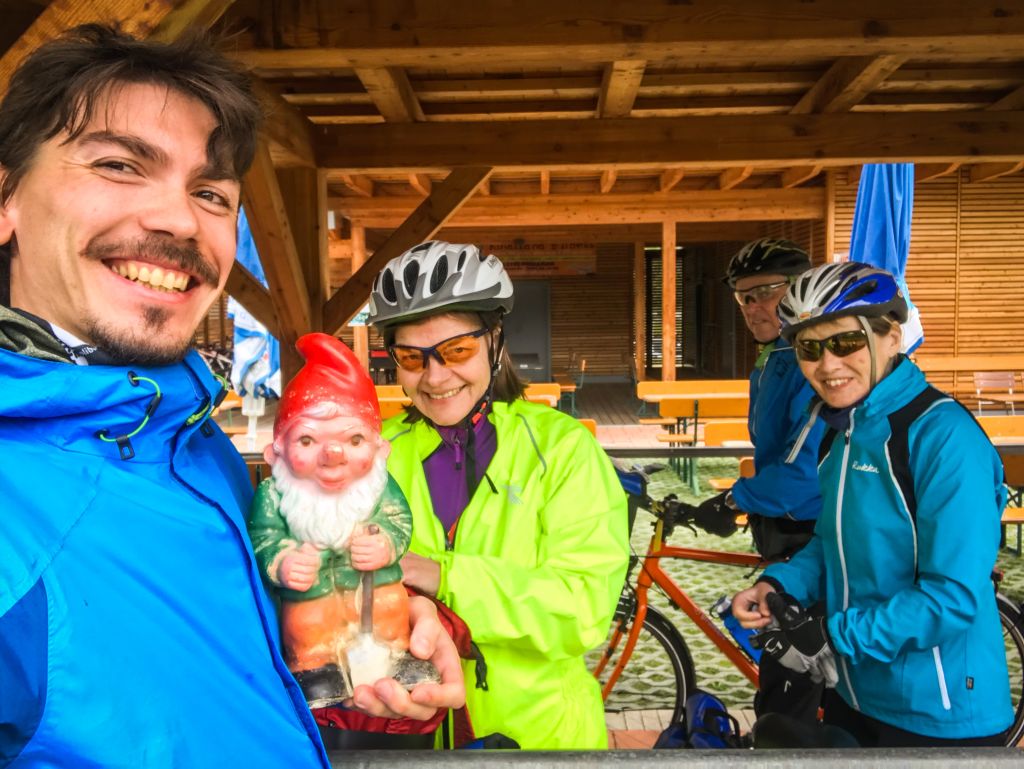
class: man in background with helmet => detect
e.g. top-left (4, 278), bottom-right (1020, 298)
top-left (688, 239), bottom-right (826, 723)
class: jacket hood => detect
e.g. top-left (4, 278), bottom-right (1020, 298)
top-left (0, 346), bottom-right (224, 461)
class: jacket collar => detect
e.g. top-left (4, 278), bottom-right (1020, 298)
top-left (0, 346), bottom-right (225, 462)
top-left (853, 355), bottom-right (924, 419)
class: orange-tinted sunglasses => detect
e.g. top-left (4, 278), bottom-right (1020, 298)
top-left (388, 327), bottom-right (490, 372)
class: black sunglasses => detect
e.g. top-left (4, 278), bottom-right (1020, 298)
top-left (794, 329), bottom-right (869, 362)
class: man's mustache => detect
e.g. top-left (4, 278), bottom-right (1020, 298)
top-left (84, 235), bottom-right (221, 286)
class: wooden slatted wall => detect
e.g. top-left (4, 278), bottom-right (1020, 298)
top-left (551, 243), bottom-right (633, 377)
top-left (833, 169), bottom-right (1024, 398)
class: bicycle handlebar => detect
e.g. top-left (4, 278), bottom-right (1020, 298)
top-left (646, 494), bottom-right (699, 533)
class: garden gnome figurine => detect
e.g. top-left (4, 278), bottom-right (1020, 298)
top-left (248, 333), bottom-right (434, 707)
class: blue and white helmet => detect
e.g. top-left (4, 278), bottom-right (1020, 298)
top-left (779, 262), bottom-right (908, 341)
top-left (368, 240), bottom-right (514, 328)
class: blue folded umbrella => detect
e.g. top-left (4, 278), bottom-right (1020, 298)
top-left (849, 163), bottom-right (924, 353)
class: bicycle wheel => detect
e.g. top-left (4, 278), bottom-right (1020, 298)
top-left (997, 593), bottom-right (1024, 746)
top-left (589, 603), bottom-right (695, 724)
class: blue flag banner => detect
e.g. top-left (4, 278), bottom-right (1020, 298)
top-left (228, 207), bottom-right (281, 399)
top-left (849, 163), bottom-right (924, 353)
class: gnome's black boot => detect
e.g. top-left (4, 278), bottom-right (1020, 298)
top-left (294, 664), bottom-right (350, 709)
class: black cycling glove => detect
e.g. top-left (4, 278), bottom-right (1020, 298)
top-left (758, 592), bottom-right (837, 686)
top-left (693, 491), bottom-right (740, 538)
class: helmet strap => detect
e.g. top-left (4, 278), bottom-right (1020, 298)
top-left (859, 316), bottom-right (878, 390)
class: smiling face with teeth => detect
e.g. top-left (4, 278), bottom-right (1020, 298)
top-left (796, 315), bottom-right (902, 410)
top-left (393, 312), bottom-right (496, 427)
top-left (0, 82), bottom-right (239, 364)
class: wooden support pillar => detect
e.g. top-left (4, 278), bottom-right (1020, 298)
top-left (351, 224), bottom-right (370, 371)
top-left (633, 241), bottom-right (647, 382)
top-left (825, 170), bottom-right (836, 262)
top-left (661, 221), bottom-right (677, 382)
top-left (276, 166), bottom-right (325, 331)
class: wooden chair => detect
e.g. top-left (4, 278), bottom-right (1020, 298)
top-left (578, 418), bottom-right (598, 437)
top-left (973, 371), bottom-right (1017, 415)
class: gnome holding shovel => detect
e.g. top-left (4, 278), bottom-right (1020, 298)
top-left (248, 333), bottom-right (435, 708)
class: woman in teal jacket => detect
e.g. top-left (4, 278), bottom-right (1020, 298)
top-left (733, 262), bottom-right (1013, 746)
top-left (366, 241), bottom-right (629, 749)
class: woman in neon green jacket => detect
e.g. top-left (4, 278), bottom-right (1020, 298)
top-left (367, 240), bottom-right (629, 749)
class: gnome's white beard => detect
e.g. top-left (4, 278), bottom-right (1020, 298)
top-left (273, 454), bottom-right (389, 551)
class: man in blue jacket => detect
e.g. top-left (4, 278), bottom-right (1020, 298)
top-left (0, 25), bottom-right (462, 768)
top-left (690, 239), bottom-right (825, 723)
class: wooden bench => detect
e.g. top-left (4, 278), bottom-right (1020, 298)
top-left (524, 382), bottom-right (561, 408)
top-left (639, 417), bottom-right (678, 428)
top-left (1002, 507), bottom-right (1024, 556)
top-left (704, 423), bottom-right (753, 492)
top-left (375, 384), bottom-right (411, 419)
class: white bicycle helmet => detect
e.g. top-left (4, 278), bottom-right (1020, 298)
top-left (779, 262), bottom-right (908, 342)
top-left (724, 238), bottom-right (811, 288)
top-left (368, 240), bottom-right (514, 328)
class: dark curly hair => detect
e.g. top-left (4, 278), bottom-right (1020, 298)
top-left (0, 24), bottom-right (262, 303)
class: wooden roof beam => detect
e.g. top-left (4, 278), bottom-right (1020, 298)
top-left (718, 166), bottom-right (753, 190)
top-left (659, 168), bottom-right (685, 193)
top-left (315, 113), bottom-right (1024, 171)
top-left (225, 262), bottom-right (281, 339)
top-left (230, 2), bottom-right (1024, 70)
top-left (149, 0), bottom-right (235, 43)
top-left (322, 167), bottom-right (492, 334)
top-left (409, 173), bottom-right (433, 196)
top-left (781, 165), bottom-right (823, 188)
top-left (241, 140), bottom-right (313, 338)
top-left (355, 66), bottom-right (425, 122)
top-left (791, 55), bottom-right (906, 114)
top-left (968, 161), bottom-right (1024, 184)
top-left (597, 60), bottom-right (646, 118)
top-left (0, 0), bottom-right (229, 96)
top-left (599, 169), bottom-right (618, 194)
top-left (339, 174), bottom-right (374, 197)
top-left (989, 84), bottom-right (1024, 111)
top-left (433, 222), bottom-right (768, 244)
top-left (251, 79), bottom-right (316, 168)
top-left (914, 163), bottom-right (960, 183)
top-left (331, 188), bottom-right (825, 228)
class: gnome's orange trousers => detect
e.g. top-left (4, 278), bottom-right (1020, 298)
top-left (280, 582), bottom-right (410, 672)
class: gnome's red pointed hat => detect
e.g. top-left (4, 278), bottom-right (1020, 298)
top-left (274, 333), bottom-right (381, 437)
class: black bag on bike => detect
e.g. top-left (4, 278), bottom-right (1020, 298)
top-left (747, 513), bottom-right (815, 562)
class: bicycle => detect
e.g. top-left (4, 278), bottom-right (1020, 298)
top-left (589, 469), bottom-right (1024, 747)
